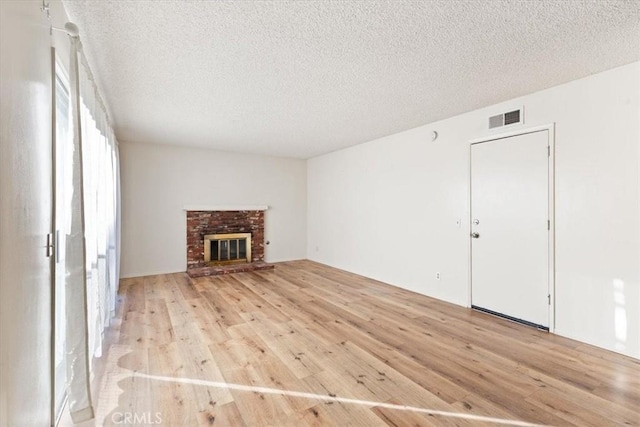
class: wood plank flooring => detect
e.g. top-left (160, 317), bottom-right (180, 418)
top-left (64, 260), bottom-right (640, 426)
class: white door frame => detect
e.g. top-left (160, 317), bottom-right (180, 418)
top-left (468, 123), bottom-right (556, 333)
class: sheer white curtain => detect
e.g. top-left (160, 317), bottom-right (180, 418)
top-left (78, 50), bottom-right (120, 361)
top-left (66, 36), bottom-right (121, 423)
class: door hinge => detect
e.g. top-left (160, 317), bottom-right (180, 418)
top-left (547, 146), bottom-right (550, 157)
top-left (547, 220), bottom-right (550, 230)
top-left (548, 294), bottom-right (551, 305)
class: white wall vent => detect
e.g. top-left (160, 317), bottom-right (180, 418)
top-left (488, 108), bottom-right (523, 129)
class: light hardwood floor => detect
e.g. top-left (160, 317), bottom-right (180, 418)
top-left (63, 260), bottom-right (639, 426)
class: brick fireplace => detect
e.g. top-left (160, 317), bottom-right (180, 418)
top-left (185, 207), bottom-right (274, 277)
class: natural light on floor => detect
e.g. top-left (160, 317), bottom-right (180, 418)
top-left (77, 345), bottom-right (545, 427)
top-left (135, 373), bottom-right (544, 426)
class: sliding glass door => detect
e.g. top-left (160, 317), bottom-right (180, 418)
top-left (51, 41), bottom-right (121, 422)
top-left (53, 63), bottom-right (72, 423)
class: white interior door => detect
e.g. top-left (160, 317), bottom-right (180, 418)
top-left (471, 130), bottom-right (550, 328)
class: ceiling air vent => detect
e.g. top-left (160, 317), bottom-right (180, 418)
top-left (488, 107), bottom-right (524, 129)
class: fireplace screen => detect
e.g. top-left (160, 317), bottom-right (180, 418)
top-left (204, 233), bottom-right (252, 265)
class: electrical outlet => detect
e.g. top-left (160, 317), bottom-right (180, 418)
top-left (436, 272), bottom-right (441, 280)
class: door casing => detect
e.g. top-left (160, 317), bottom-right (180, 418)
top-left (468, 123), bottom-right (556, 333)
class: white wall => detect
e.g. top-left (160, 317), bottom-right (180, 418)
top-left (120, 142), bottom-right (307, 277)
top-left (308, 62), bottom-right (640, 359)
top-left (0, 1), bottom-right (56, 425)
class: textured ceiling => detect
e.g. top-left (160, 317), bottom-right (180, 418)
top-left (63, 0), bottom-right (640, 159)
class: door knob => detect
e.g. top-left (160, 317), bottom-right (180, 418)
top-left (471, 232), bottom-right (480, 239)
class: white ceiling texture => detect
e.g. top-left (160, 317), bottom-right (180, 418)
top-left (63, 0), bottom-right (640, 159)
